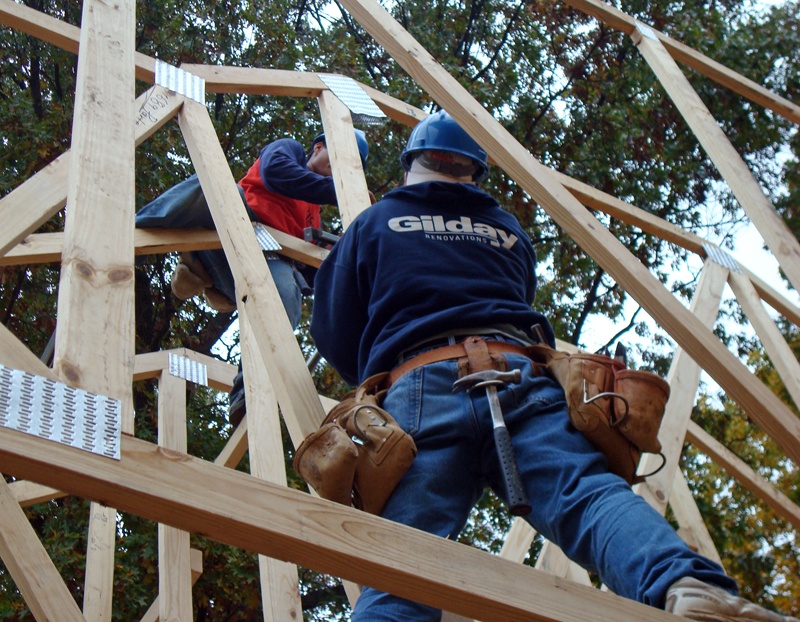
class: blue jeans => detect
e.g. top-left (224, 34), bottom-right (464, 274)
top-left (351, 349), bottom-right (737, 620)
top-left (136, 174), bottom-right (260, 302)
top-left (136, 175), bottom-right (306, 405)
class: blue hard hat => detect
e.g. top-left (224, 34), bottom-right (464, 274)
top-left (312, 129), bottom-right (369, 169)
top-left (400, 110), bottom-right (489, 182)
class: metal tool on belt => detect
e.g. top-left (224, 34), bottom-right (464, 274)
top-left (453, 369), bottom-right (532, 516)
top-left (304, 226), bottom-right (340, 247)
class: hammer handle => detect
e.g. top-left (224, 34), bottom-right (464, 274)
top-left (493, 424), bottom-right (532, 516)
top-left (483, 385), bottom-right (531, 516)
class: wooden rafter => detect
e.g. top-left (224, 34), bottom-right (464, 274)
top-left (561, 0), bottom-right (800, 125)
top-left (632, 25), bottom-right (800, 295)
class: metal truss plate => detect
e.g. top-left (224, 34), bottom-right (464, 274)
top-left (319, 74), bottom-right (387, 126)
top-left (0, 365), bottom-right (120, 460)
top-left (253, 223), bottom-right (282, 252)
top-left (168, 353), bottom-right (208, 386)
top-left (154, 59), bottom-right (205, 105)
top-left (635, 23), bottom-right (659, 40)
top-left (703, 242), bottom-right (742, 273)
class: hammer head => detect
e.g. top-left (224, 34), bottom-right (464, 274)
top-left (452, 368), bottom-right (522, 393)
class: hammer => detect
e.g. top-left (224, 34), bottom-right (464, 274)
top-left (453, 369), bottom-right (532, 516)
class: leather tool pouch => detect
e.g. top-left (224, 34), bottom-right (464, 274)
top-left (527, 344), bottom-right (670, 485)
top-left (293, 372), bottom-right (417, 515)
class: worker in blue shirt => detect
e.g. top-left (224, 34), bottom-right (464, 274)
top-left (309, 110), bottom-right (797, 621)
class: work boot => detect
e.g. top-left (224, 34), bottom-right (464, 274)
top-left (228, 370), bottom-right (246, 427)
top-left (203, 287), bottom-right (236, 313)
top-left (170, 252), bottom-right (213, 300)
top-left (665, 577), bottom-right (799, 621)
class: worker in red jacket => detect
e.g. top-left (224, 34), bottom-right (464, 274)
top-left (136, 130), bottom-right (369, 424)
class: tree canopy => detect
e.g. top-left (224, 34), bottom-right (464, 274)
top-left (1, 0), bottom-right (799, 618)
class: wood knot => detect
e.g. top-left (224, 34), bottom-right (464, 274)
top-left (60, 362), bottom-right (82, 384)
top-left (157, 446), bottom-right (191, 462)
top-left (76, 261), bottom-right (95, 279)
top-left (108, 267), bottom-right (134, 283)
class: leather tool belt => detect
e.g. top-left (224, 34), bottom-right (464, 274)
top-left (292, 335), bottom-right (522, 514)
top-left (293, 335), bottom-right (670, 514)
top-left (389, 335), bottom-right (536, 384)
top-left (389, 336), bottom-right (670, 486)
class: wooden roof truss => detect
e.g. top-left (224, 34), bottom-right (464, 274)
top-left (0, 0), bottom-right (798, 619)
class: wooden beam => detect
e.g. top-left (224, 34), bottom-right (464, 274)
top-left (0, 429), bottom-right (680, 622)
top-left (10, 479), bottom-right (67, 507)
top-left (141, 549), bottom-right (203, 622)
top-left (359, 83), bottom-right (427, 126)
top-left (52, 0), bottom-right (136, 617)
top-left (133, 349), bottom-right (237, 392)
top-left (336, 0), bottom-right (800, 470)
top-left (9, 423), bottom-right (247, 511)
top-left (156, 371), bottom-right (193, 620)
top-left (687, 421), bottom-right (800, 532)
top-left (632, 25), bottom-right (800, 295)
top-left (743, 269), bottom-right (800, 329)
top-left (0, 324), bottom-right (56, 380)
top-left (83, 502), bottom-right (118, 619)
top-left (553, 170), bottom-right (707, 256)
top-left (553, 172), bottom-right (800, 328)
top-left (213, 415), bottom-right (249, 470)
top-left (727, 269), bottom-right (800, 411)
top-left (535, 542), bottom-right (576, 580)
top-left (0, 0), bottom-right (80, 53)
top-left (240, 311), bottom-right (304, 620)
top-left (318, 89), bottom-right (373, 229)
top-left (180, 64), bottom-right (325, 97)
top-left (665, 39), bottom-right (800, 126)
top-left (182, 64), bottom-right (427, 126)
top-left (134, 225), bottom-right (328, 267)
top-left (6, 354), bottom-right (340, 528)
top-left (0, 152), bottom-right (70, 258)
top-left (669, 471), bottom-right (723, 566)
top-left (634, 259), bottom-right (728, 514)
top-left (178, 99), bottom-right (327, 442)
top-left (0, 477), bottom-right (87, 621)
top-left (500, 519), bottom-right (537, 565)
top-left (560, 0), bottom-right (800, 125)
top-left (3, 230), bottom-right (223, 265)
top-left (2, 224), bottom-right (328, 269)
